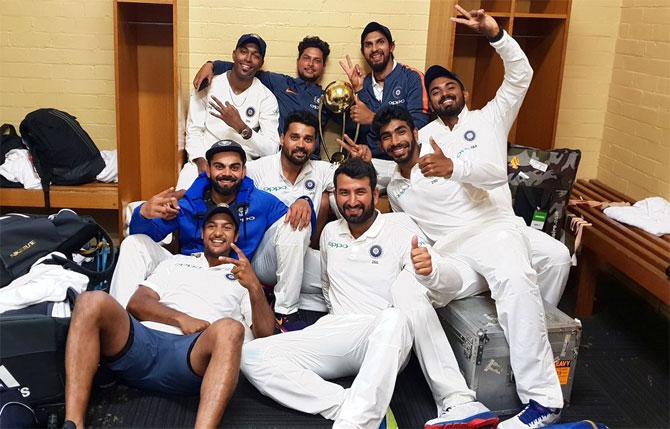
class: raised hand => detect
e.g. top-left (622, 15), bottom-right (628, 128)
top-left (450, 4), bottom-right (500, 39)
top-left (193, 61), bottom-right (214, 91)
top-left (139, 187), bottom-right (185, 220)
top-left (418, 138), bottom-right (454, 178)
top-left (285, 198), bottom-right (312, 231)
top-left (336, 133), bottom-right (372, 163)
top-left (339, 55), bottom-right (364, 92)
top-left (411, 236), bottom-right (433, 276)
top-left (209, 95), bottom-right (246, 133)
top-left (218, 243), bottom-right (262, 291)
top-left (349, 94), bottom-right (375, 126)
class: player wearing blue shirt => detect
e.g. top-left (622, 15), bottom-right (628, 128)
top-left (340, 22), bottom-right (429, 160)
top-left (111, 141), bottom-right (315, 329)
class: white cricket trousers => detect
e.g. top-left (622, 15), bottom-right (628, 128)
top-left (109, 218), bottom-right (310, 314)
top-left (434, 221), bottom-right (564, 409)
top-left (241, 308), bottom-right (413, 429)
top-left (391, 270), bottom-right (477, 414)
top-left (450, 224), bottom-right (571, 307)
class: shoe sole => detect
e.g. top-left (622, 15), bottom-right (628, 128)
top-left (425, 416), bottom-right (500, 429)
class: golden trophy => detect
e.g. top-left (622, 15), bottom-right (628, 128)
top-left (318, 81), bottom-right (361, 164)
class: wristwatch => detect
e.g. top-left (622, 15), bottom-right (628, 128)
top-left (240, 126), bottom-right (252, 140)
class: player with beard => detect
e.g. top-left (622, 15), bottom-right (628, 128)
top-left (112, 141), bottom-right (314, 331)
top-left (62, 206), bottom-right (275, 429)
top-left (245, 110), bottom-right (337, 315)
top-left (339, 22), bottom-right (429, 165)
top-left (178, 33), bottom-right (280, 190)
top-left (240, 159), bottom-right (492, 428)
top-left (193, 36), bottom-right (331, 160)
top-left (377, 6), bottom-right (568, 428)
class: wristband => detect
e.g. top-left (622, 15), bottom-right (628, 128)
top-left (487, 28), bottom-right (504, 43)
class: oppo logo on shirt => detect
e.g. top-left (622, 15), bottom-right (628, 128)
top-left (263, 185), bottom-right (289, 193)
top-left (393, 184), bottom-right (410, 200)
top-left (328, 241), bottom-right (349, 249)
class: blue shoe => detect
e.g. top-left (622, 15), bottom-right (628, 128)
top-left (425, 401), bottom-right (498, 428)
top-left (379, 408), bottom-right (398, 429)
top-left (498, 399), bottom-right (561, 428)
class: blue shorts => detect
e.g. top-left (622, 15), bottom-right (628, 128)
top-left (106, 316), bottom-right (202, 395)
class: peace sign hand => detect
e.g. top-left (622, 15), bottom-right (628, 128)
top-left (418, 138), bottom-right (454, 178)
top-left (209, 95), bottom-right (246, 133)
top-left (218, 243), bottom-right (261, 291)
top-left (139, 187), bottom-right (184, 220)
top-left (339, 55), bottom-right (364, 92)
top-left (336, 134), bottom-right (372, 163)
top-left (450, 4), bottom-right (500, 40)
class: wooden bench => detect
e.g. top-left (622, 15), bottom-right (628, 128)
top-left (568, 179), bottom-right (670, 318)
top-left (0, 183), bottom-right (118, 210)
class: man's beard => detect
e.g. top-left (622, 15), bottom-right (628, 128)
top-left (386, 139), bottom-right (418, 165)
top-left (210, 176), bottom-right (242, 196)
top-left (341, 202), bottom-right (375, 225)
top-left (282, 145), bottom-right (310, 166)
top-left (369, 53), bottom-right (390, 73)
top-left (433, 95), bottom-right (465, 118)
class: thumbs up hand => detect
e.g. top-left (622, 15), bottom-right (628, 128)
top-left (418, 137), bottom-right (454, 178)
top-left (411, 235), bottom-right (433, 276)
top-left (350, 94), bottom-right (375, 126)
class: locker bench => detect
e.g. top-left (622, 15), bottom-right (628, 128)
top-left (568, 179), bottom-right (670, 317)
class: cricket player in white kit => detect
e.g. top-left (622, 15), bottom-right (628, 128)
top-left (245, 111), bottom-right (337, 312)
top-left (241, 159), bottom-right (499, 429)
top-left (177, 33), bottom-right (280, 190)
top-left (379, 6), bottom-right (565, 428)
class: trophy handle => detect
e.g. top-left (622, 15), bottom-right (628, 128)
top-left (318, 98), bottom-right (334, 162)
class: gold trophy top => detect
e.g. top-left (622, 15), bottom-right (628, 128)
top-left (323, 81), bottom-right (355, 114)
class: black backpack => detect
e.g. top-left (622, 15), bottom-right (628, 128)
top-left (19, 109), bottom-right (105, 208)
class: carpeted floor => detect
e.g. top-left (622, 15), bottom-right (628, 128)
top-left (85, 271), bottom-right (669, 428)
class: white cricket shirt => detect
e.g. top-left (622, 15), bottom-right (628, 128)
top-left (319, 211), bottom-right (448, 316)
top-left (246, 152), bottom-right (336, 213)
top-left (186, 72), bottom-right (280, 161)
top-left (140, 253), bottom-right (252, 335)
top-left (389, 31), bottom-right (533, 244)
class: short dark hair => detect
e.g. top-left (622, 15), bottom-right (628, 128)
top-left (284, 110), bottom-right (319, 134)
top-left (372, 105), bottom-right (416, 136)
top-left (298, 36), bottom-right (330, 62)
top-left (334, 158), bottom-right (378, 191)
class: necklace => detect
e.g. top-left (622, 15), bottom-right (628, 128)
top-left (227, 75), bottom-right (250, 108)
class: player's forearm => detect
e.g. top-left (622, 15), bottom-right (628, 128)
top-left (127, 289), bottom-right (188, 328)
top-left (247, 284), bottom-right (275, 338)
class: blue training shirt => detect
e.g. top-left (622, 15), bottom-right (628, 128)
top-left (353, 63), bottom-right (429, 159)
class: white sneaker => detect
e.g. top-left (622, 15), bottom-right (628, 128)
top-left (498, 399), bottom-right (561, 428)
top-left (424, 401), bottom-right (499, 428)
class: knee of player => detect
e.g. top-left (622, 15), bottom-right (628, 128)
top-left (73, 291), bottom-right (115, 320)
top-left (119, 233), bottom-right (153, 252)
top-left (377, 308), bottom-right (412, 337)
top-left (209, 318), bottom-right (245, 346)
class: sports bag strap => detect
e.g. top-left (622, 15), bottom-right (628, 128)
top-left (43, 222), bottom-right (116, 281)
